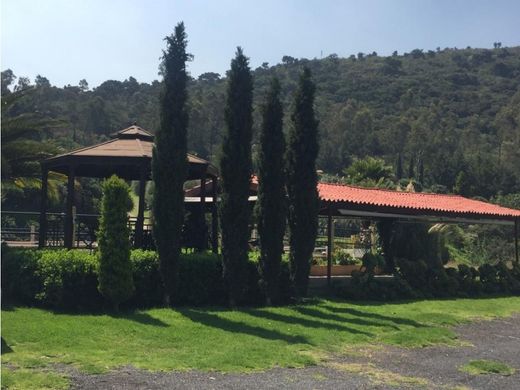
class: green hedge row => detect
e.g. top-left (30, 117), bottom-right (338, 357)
top-left (340, 257), bottom-right (520, 301)
top-left (1, 246), bottom-right (291, 310)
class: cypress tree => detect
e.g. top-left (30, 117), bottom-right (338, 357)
top-left (219, 47), bottom-right (253, 306)
top-left (256, 77), bottom-right (286, 305)
top-left (152, 22), bottom-right (190, 306)
top-left (286, 67), bottom-right (319, 298)
top-left (408, 154), bottom-right (415, 179)
top-left (417, 157), bottom-right (424, 183)
top-left (395, 153), bottom-right (403, 180)
top-left (98, 175), bottom-right (134, 312)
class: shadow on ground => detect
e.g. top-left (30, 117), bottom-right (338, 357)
top-left (180, 309), bottom-right (309, 344)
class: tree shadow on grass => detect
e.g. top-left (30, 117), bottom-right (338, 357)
top-left (2, 337), bottom-right (13, 354)
top-left (109, 311), bottom-right (170, 327)
top-left (49, 308), bottom-right (170, 328)
top-left (320, 304), bottom-right (425, 328)
top-left (180, 309), bottom-right (310, 344)
top-left (247, 309), bottom-right (374, 336)
top-left (292, 306), bottom-right (402, 330)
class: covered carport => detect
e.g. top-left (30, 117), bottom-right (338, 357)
top-left (318, 182), bottom-right (520, 286)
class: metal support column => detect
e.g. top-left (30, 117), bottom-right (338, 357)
top-left (515, 219), bottom-right (519, 265)
top-left (134, 166), bottom-right (146, 248)
top-left (327, 205), bottom-right (333, 286)
top-left (64, 165), bottom-right (75, 249)
top-left (38, 167), bottom-right (49, 248)
top-left (211, 176), bottom-right (218, 254)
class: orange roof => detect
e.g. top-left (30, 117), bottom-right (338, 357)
top-left (318, 182), bottom-right (520, 219)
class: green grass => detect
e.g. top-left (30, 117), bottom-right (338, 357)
top-left (2, 297), bottom-right (520, 388)
top-left (460, 359), bottom-right (516, 376)
top-left (1, 367), bottom-right (69, 390)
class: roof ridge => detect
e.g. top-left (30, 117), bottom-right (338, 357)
top-left (45, 138), bottom-right (118, 160)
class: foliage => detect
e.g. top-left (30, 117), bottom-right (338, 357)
top-left (1, 244), bottom-right (41, 305)
top-left (2, 248), bottom-right (286, 309)
top-left (97, 175), bottom-right (134, 310)
top-left (256, 77), bottom-right (287, 304)
top-left (332, 250), bottom-right (359, 265)
top-left (1, 88), bottom-right (65, 207)
top-left (286, 67), bottom-right (320, 298)
top-left (152, 22), bottom-right (190, 305)
top-left (219, 47), bottom-right (254, 306)
top-left (35, 249), bottom-right (102, 310)
top-left (343, 156), bottom-right (394, 187)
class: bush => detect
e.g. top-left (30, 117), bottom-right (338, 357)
top-left (1, 244), bottom-right (40, 305)
top-left (36, 249), bottom-right (102, 310)
top-left (2, 248), bottom-right (292, 309)
top-left (97, 175), bottom-right (134, 310)
top-left (332, 250), bottom-right (359, 265)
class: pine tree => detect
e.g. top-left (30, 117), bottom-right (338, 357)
top-left (98, 175), bottom-right (134, 312)
top-left (395, 153), bottom-right (403, 180)
top-left (286, 67), bottom-right (319, 298)
top-left (256, 77), bottom-right (287, 305)
top-left (152, 22), bottom-right (190, 306)
top-left (219, 47), bottom-right (253, 306)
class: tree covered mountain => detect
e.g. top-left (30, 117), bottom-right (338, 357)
top-left (2, 45), bottom-right (520, 201)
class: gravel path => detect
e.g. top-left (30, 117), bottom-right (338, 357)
top-left (71, 315), bottom-right (520, 390)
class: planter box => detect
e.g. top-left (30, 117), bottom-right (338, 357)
top-left (310, 264), bottom-right (384, 276)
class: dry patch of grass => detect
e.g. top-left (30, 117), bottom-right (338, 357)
top-left (328, 362), bottom-right (430, 388)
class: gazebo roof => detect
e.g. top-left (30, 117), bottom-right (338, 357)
top-left (43, 125), bottom-right (218, 180)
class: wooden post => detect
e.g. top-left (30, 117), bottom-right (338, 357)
top-left (327, 205), bottom-right (333, 287)
top-left (38, 167), bottom-right (48, 248)
top-left (64, 165), bottom-right (75, 249)
top-left (200, 173), bottom-right (206, 251)
top-left (211, 176), bottom-right (218, 254)
top-left (134, 166), bottom-right (146, 248)
top-left (515, 219), bottom-right (519, 265)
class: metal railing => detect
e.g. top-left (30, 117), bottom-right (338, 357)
top-left (1, 211), bottom-right (153, 249)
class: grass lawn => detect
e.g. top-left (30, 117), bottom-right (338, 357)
top-left (2, 297), bottom-right (520, 388)
top-left (460, 359), bottom-right (516, 376)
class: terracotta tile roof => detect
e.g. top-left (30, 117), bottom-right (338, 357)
top-left (318, 182), bottom-right (520, 218)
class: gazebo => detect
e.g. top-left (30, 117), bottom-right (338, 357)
top-left (39, 125), bottom-right (218, 249)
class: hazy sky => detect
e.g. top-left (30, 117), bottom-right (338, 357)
top-left (2, 0), bottom-right (520, 88)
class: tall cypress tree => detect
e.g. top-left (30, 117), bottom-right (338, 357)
top-left (219, 47), bottom-right (253, 306)
top-left (408, 154), bottom-right (415, 179)
top-left (286, 67), bottom-right (319, 298)
top-left (417, 157), bottom-right (424, 183)
top-left (395, 153), bottom-right (403, 180)
top-left (152, 22), bottom-right (190, 306)
top-left (256, 77), bottom-right (286, 305)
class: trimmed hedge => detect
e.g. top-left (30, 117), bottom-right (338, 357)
top-left (1, 246), bottom-right (291, 310)
top-left (339, 254), bottom-right (520, 301)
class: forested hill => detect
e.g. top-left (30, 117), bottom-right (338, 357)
top-left (2, 46), bottom-right (520, 199)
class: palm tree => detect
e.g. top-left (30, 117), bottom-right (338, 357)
top-left (1, 89), bottom-right (65, 204)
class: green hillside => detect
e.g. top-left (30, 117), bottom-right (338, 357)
top-left (2, 45), bottom-right (520, 202)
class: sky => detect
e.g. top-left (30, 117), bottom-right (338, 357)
top-left (2, 0), bottom-right (520, 88)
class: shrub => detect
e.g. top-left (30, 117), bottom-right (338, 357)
top-left (332, 250), bottom-right (359, 265)
top-left (97, 175), bottom-right (134, 311)
top-left (36, 249), bottom-right (102, 310)
top-left (1, 244), bottom-right (40, 305)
